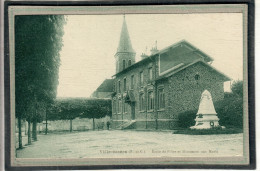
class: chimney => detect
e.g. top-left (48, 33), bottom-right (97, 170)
top-left (141, 53), bottom-right (148, 60)
top-left (150, 40), bottom-right (159, 55)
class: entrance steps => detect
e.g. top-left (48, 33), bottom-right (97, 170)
top-left (116, 120), bottom-right (136, 130)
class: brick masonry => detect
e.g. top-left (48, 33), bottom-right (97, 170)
top-left (111, 57), bottom-right (227, 130)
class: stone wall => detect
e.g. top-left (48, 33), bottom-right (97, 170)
top-left (44, 116), bottom-right (111, 132)
top-left (166, 62), bottom-right (225, 123)
top-left (16, 116), bottom-right (111, 134)
top-left (112, 58), bottom-right (226, 130)
top-left (112, 59), bottom-right (157, 124)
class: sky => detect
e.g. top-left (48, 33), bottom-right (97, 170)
top-left (57, 13), bottom-right (243, 97)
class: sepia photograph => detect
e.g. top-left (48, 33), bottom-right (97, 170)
top-left (5, 3), bottom-right (252, 168)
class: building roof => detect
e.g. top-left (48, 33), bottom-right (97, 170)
top-left (156, 59), bottom-right (231, 82)
top-left (153, 40), bottom-right (213, 62)
top-left (116, 16), bottom-right (135, 54)
top-left (114, 40), bottom-right (214, 77)
top-left (96, 79), bottom-right (114, 92)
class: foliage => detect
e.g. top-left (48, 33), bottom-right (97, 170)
top-left (231, 80), bottom-right (243, 98)
top-left (15, 15), bottom-right (66, 145)
top-left (15, 15), bottom-right (66, 121)
top-left (215, 81), bottom-right (243, 129)
top-left (177, 110), bottom-right (197, 128)
top-left (215, 96), bottom-right (243, 129)
top-left (47, 98), bottom-right (112, 121)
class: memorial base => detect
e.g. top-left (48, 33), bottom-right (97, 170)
top-left (190, 114), bottom-right (223, 129)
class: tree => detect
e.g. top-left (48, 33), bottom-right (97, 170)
top-left (79, 99), bottom-right (112, 130)
top-left (48, 98), bottom-right (112, 131)
top-left (215, 80), bottom-right (244, 129)
top-left (48, 98), bottom-right (85, 132)
top-left (32, 101), bottom-right (46, 141)
top-left (15, 15), bottom-right (66, 147)
top-left (231, 80), bottom-right (243, 98)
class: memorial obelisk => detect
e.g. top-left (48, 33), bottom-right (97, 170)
top-left (190, 90), bottom-right (222, 129)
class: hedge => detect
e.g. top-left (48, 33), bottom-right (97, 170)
top-left (174, 127), bottom-right (242, 135)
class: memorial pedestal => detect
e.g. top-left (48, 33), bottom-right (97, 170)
top-left (190, 90), bottom-right (223, 129)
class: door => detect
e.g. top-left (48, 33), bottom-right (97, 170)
top-left (131, 102), bottom-right (135, 120)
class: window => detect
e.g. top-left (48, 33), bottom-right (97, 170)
top-left (158, 88), bottom-right (165, 109)
top-left (123, 60), bottom-right (126, 70)
top-left (123, 77), bottom-right (126, 91)
top-left (113, 82), bottom-right (116, 92)
top-left (139, 93), bottom-right (145, 111)
top-left (118, 80), bottom-right (121, 93)
top-left (118, 100), bottom-right (122, 113)
top-left (123, 102), bottom-right (127, 113)
top-left (149, 67), bottom-right (153, 81)
top-left (148, 91), bottom-right (154, 110)
top-left (131, 75), bottom-right (134, 89)
top-left (128, 60), bottom-right (131, 66)
top-left (195, 74), bottom-right (200, 80)
top-left (140, 71), bottom-right (144, 86)
top-left (113, 100), bottom-right (116, 114)
top-left (117, 100), bottom-right (119, 113)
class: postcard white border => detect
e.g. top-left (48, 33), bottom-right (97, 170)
top-left (7, 4), bottom-right (249, 167)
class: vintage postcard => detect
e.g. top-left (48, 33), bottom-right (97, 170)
top-left (5, 2), bottom-right (254, 169)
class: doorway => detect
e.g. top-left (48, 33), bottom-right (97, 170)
top-left (131, 103), bottom-right (135, 120)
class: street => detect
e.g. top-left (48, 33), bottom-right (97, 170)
top-left (17, 130), bottom-right (243, 158)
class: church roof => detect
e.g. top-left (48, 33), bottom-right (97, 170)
top-left (96, 79), bottom-right (114, 92)
top-left (116, 16), bottom-right (135, 54)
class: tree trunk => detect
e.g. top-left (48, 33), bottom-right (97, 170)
top-left (28, 120), bottom-right (31, 145)
top-left (24, 120), bottom-right (27, 135)
top-left (32, 120), bottom-right (37, 141)
top-left (146, 112), bottom-right (148, 129)
top-left (70, 119), bottom-right (73, 132)
top-left (45, 112), bottom-right (48, 135)
top-left (18, 116), bottom-right (23, 149)
top-left (93, 118), bottom-right (95, 130)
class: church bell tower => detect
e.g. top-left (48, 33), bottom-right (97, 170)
top-left (115, 15), bottom-right (136, 73)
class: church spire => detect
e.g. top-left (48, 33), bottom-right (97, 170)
top-left (115, 15), bottom-right (136, 73)
top-left (116, 15), bottom-right (135, 53)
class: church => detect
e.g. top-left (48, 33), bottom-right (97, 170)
top-left (110, 16), bottom-right (230, 130)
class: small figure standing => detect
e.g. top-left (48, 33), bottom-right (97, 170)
top-left (107, 121), bottom-right (110, 130)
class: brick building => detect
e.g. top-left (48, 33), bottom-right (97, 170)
top-left (111, 16), bottom-right (230, 130)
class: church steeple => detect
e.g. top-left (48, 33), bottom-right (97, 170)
top-left (116, 15), bottom-right (135, 53)
top-left (115, 15), bottom-right (136, 73)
